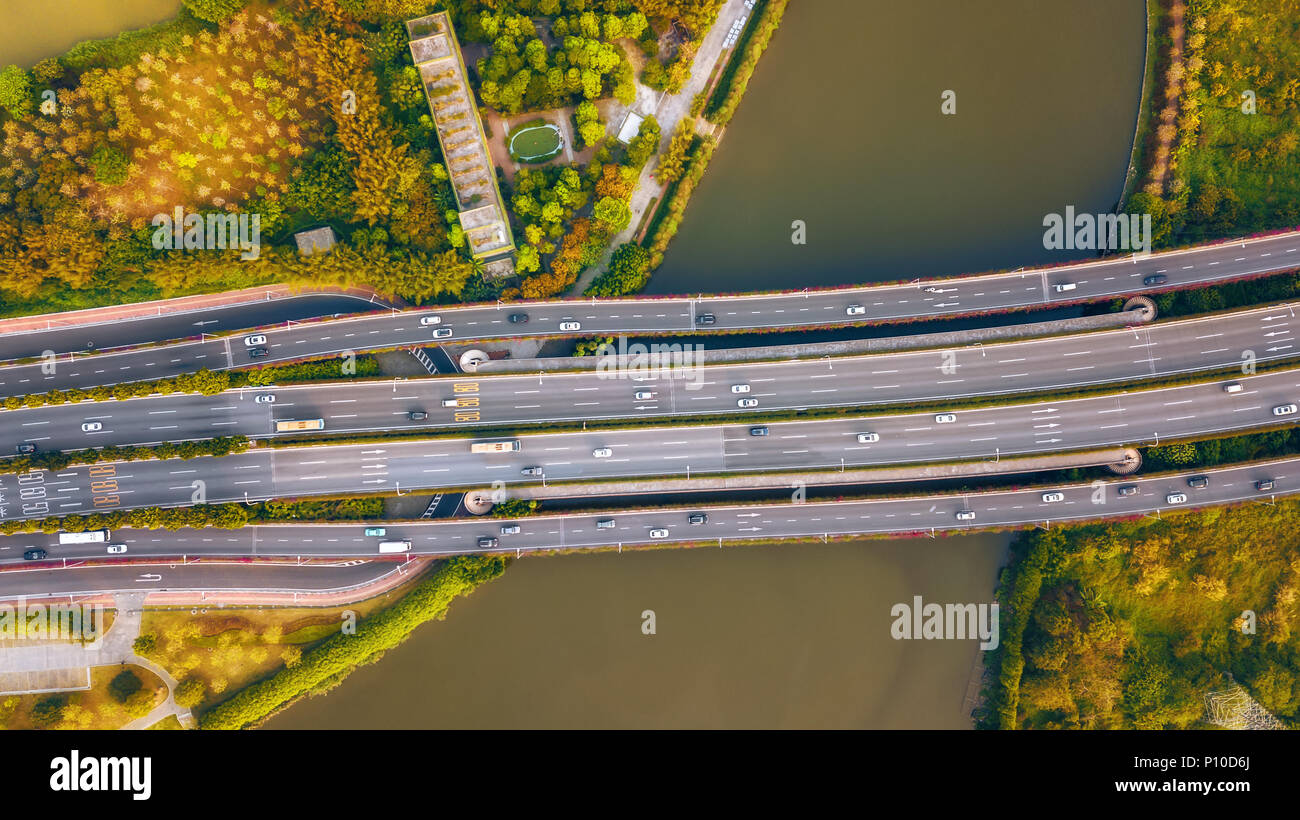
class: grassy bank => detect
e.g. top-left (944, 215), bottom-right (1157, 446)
top-left (705, 0), bottom-right (788, 126)
top-left (199, 555), bottom-right (507, 729)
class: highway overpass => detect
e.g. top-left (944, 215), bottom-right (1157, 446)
top-left (1, 302), bottom-right (1295, 453)
top-left (0, 230), bottom-right (1296, 395)
top-left (2, 367), bottom-right (1299, 522)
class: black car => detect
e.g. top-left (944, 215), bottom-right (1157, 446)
top-left (1117, 485), bottom-right (1139, 497)
top-left (508, 313), bottom-right (529, 324)
top-left (407, 411), bottom-right (429, 421)
top-left (247, 346), bottom-right (270, 359)
top-left (1256, 479), bottom-right (1277, 492)
top-left (696, 313), bottom-right (717, 325)
top-left (1187, 475), bottom-right (1209, 489)
top-left (749, 426), bottom-right (769, 436)
top-left (477, 537), bottom-right (499, 549)
top-left (15, 443), bottom-right (36, 454)
top-left (688, 513), bottom-right (708, 525)
top-left (23, 548), bottom-right (47, 561)
top-left (1143, 274), bottom-right (1168, 286)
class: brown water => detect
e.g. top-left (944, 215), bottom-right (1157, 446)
top-left (647, 0), bottom-right (1146, 294)
top-left (266, 534), bottom-right (1009, 729)
top-left (0, 0), bottom-right (180, 68)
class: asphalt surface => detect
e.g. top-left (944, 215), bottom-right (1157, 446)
top-left (1, 231), bottom-right (1297, 396)
top-left (0, 557), bottom-right (400, 599)
top-left (1, 457), bottom-right (1291, 565)
top-left (0, 293), bottom-right (382, 363)
top-left (3, 303), bottom-right (1296, 453)
top-left (2, 367), bottom-right (1299, 523)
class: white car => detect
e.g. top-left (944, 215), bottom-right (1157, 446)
top-left (923, 286), bottom-right (939, 293)
top-left (731, 384), bottom-right (751, 393)
top-left (1166, 492), bottom-right (1188, 504)
top-left (592, 448), bottom-right (613, 458)
top-left (432, 328), bottom-right (453, 339)
top-left (634, 391), bottom-right (654, 400)
top-left (846, 305), bottom-right (866, 316)
top-left (955, 510), bottom-right (976, 521)
top-left (1274, 404), bottom-right (1298, 416)
top-left (559, 321), bottom-right (581, 331)
top-left (1053, 282), bottom-right (1077, 292)
top-left (934, 413), bottom-right (957, 424)
top-left (81, 422), bottom-right (102, 432)
top-left (107, 544), bottom-right (128, 554)
top-left (649, 528), bottom-right (669, 539)
top-left (737, 398), bottom-right (759, 408)
top-left (856, 432), bottom-right (880, 443)
top-left (254, 393), bottom-right (275, 404)
top-left (243, 334), bottom-right (267, 346)
top-left (1041, 492), bottom-right (1064, 503)
top-left (419, 315), bottom-right (442, 326)
top-left (1223, 382), bottom-right (1243, 393)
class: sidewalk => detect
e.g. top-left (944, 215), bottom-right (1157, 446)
top-left (0, 285), bottom-right (402, 336)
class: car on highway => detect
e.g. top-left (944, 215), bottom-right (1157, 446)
top-left (1166, 492), bottom-right (1188, 504)
top-left (477, 537), bottom-right (499, 549)
top-left (521, 466), bottom-right (544, 476)
top-left (107, 544), bottom-right (128, 554)
top-left (441, 399), bottom-right (460, 407)
top-left (1053, 282), bottom-right (1077, 292)
top-left (408, 411), bottom-right (428, 421)
top-left (559, 321), bottom-right (581, 331)
top-left (1224, 382), bottom-right (1243, 393)
top-left (696, 313), bottom-right (717, 325)
top-left (731, 384), bottom-right (751, 393)
top-left (934, 413), bottom-right (957, 424)
top-left (634, 391), bottom-right (654, 400)
top-left (749, 426), bottom-right (769, 436)
top-left (248, 346), bottom-right (270, 359)
top-left (432, 328), bottom-right (453, 339)
top-left (596, 519), bottom-right (616, 529)
top-left (419, 315), bottom-right (443, 326)
top-left (1143, 274), bottom-right (1169, 286)
top-left (856, 432), bottom-right (880, 443)
top-left (846, 304), bottom-right (866, 316)
top-left (923, 286), bottom-right (940, 293)
top-left (500, 524), bottom-right (521, 535)
top-left (1274, 404), bottom-right (1298, 416)
top-left (1041, 492), bottom-right (1065, 503)
top-left (364, 527), bottom-right (387, 537)
top-left (81, 422), bottom-right (102, 432)
top-left (688, 513), bottom-right (708, 525)
top-left (1256, 479), bottom-right (1277, 492)
top-left (955, 511), bottom-right (976, 521)
top-left (243, 334), bottom-right (267, 346)
top-left (737, 398), bottom-right (759, 408)
top-left (254, 393), bottom-right (275, 404)
top-left (649, 529), bottom-right (669, 539)
top-left (23, 549), bottom-right (47, 561)
top-left (1186, 475), bottom-right (1209, 489)
top-left (508, 313), bottom-right (529, 324)
top-left (15, 443), bottom-right (36, 454)
top-left (1117, 485), bottom-right (1140, 497)
top-left (592, 448), bottom-right (613, 458)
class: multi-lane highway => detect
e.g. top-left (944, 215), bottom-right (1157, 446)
top-left (3, 367), bottom-right (1299, 522)
top-left (3, 303), bottom-right (1297, 453)
top-left (1, 231), bottom-right (1297, 396)
top-left (1, 457), bottom-right (1290, 565)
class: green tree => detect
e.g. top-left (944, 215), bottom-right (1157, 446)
top-left (0, 64), bottom-right (33, 119)
top-left (108, 669), bottom-right (143, 703)
top-left (182, 0), bottom-right (248, 23)
top-left (89, 144), bottom-right (130, 185)
top-left (174, 678), bottom-right (206, 709)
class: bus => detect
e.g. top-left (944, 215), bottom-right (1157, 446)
top-left (378, 540), bottom-right (411, 553)
top-left (470, 440), bottom-right (521, 454)
top-left (58, 529), bottom-right (110, 545)
top-left (275, 419), bottom-right (325, 433)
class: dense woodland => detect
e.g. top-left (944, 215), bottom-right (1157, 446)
top-left (0, 0), bottom-right (723, 315)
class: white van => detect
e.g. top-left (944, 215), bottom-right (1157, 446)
top-left (1223, 382), bottom-right (1243, 393)
top-left (441, 399), bottom-right (460, 407)
top-left (378, 540), bottom-right (411, 553)
top-left (1054, 283), bottom-right (1077, 293)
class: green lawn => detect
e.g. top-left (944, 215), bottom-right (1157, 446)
top-left (508, 120), bottom-right (563, 162)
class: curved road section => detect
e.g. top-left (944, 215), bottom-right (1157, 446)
top-left (2, 367), bottom-right (1299, 522)
top-left (0, 231), bottom-right (1297, 395)
top-left (1, 302), bottom-right (1295, 452)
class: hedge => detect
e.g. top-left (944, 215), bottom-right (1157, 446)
top-left (0, 436), bottom-right (250, 476)
top-left (705, 0), bottom-right (789, 126)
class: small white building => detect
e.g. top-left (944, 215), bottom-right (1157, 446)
top-left (616, 111), bottom-right (645, 145)
top-left (294, 226), bottom-right (337, 256)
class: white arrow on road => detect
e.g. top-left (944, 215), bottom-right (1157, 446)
top-left (135, 574), bottom-right (162, 582)
top-left (192, 320), bottom-right (218, 327)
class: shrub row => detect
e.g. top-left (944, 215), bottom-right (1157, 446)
top-left (199, 555), bottom-right (508, 729)
top-left (0, 436), bottom-right (249, 476)
top-left (0, 503), bottom-right (250, 536)
top-left (704, 0), bottom-right (789, 125)
top-left (644, 136), bottom-right (717, 268)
